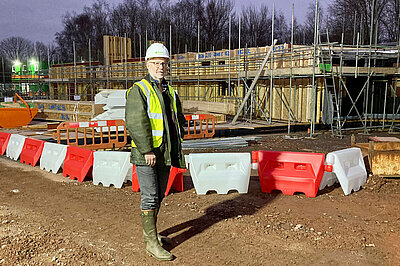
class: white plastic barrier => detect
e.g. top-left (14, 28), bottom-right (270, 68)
top-left (186, 153), bottom-right (251, 194)
top-left (40, 142), bottom-right (68, 173)
top-left (325, 147), bottom-right (367, 195)
top-left (93, 151), bottom-right (132, 188)
top-left (6, 134), bottom-right (26, 160)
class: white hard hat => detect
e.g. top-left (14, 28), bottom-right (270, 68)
top-left (145, 43), bottom-right (170, 60)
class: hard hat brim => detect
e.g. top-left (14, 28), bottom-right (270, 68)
top-left (145, 56), bottom-right (170, 61)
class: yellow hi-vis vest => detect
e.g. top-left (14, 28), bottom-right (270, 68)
top-left (127, 79), bottom-right (179, 148)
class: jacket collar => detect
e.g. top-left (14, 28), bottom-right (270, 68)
top-left (145, 74), bottom-right (169, 92)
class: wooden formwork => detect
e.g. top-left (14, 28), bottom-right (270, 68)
top-left (103, 35), bottom-right (132, 66)
top-left (49, 67), bottom-right (57, 79)
top-left (51, 82), bottom-right (98, 101)
top-left (174, 76), bottom-right (324, 124)
top-left (49, 62), bottom-right (101, 80)
top-left (253, 78), bottom-right (324, 123)
top-left (178, 61), bottom-right (190, 76)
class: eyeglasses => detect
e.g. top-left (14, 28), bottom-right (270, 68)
top-left (149, 61), bottom-right (168, 67)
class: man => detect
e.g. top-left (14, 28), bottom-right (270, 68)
top-left (125, 43), bottom-right (186, 261)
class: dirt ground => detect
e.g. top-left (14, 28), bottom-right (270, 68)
top-left (0, 130), bottom-right (400, 265)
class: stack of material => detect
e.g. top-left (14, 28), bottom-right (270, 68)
top-left (182, 137), bottom-right (249, 150)
top-left (94, 90), bottom-right (113, 104)
top-left (92, 90), bottom-right (126, 121)
top-left (182, 100), bottom-right (235, 123)
top-left (29, 100), bottom-right (103, 122)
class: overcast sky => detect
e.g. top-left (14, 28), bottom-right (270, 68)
top-left (0, 0), bottom-right (327, 45)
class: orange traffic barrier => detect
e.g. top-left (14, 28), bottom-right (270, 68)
top-left (63, 146), bottom-right (94, 182)
top-left (132, 165), bottom-right (140, 192)
top-left (132, 166), bottom-right (186, 196)
top-left (55, 120), bottom-right (127, 150)
top-left (164, 167), bottom-right (186, 196)
top-left (0, 132), bottom-right (11, 155)
top-left (184, 114), bottom-right (216, 140)
top-left (0, 93), bottom-right (38, 128)
top-left (252, 150), bottom-right (326, 198)
top-left (20, 138), bottom-right (45, 166)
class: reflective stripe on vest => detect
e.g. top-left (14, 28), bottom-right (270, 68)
top-left (127, 79), bottom-right (180, 148)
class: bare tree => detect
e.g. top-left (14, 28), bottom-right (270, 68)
top-left (84, 0), bottom-right (111, 60)
top-left (292, 17), bottom-right (304, 44)
top-left (274, 10), bottom-right (290, 44)
top-left (171, 0), bottom-right (205, 53)
top-left (0, 37), bottom-right (34, 62)
top-left (109, 1), bottom-right (135, 57)
top-left (55, 12), bottom-right (94, 62)
top-left (152, 0), bottom-right (173, 45)
top-left (327, 0), bottom-right (386, 44)
top-left (241, 5), bottom-right (271, 47)
top-left (380, 0), bottom-right (400, 43)
top-left (301, 1), bottom-right (325, 45)
top-left (202, 0), bottom-right (233, 50)
top-left (55, 0), bottom-right (111, 63)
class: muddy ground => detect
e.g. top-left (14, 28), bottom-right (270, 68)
top-left (0, 130), bottom-right (399, 265)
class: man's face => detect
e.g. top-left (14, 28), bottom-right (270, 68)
top-left (146, 58), bottom-right (168, 80)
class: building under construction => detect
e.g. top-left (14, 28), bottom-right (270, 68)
top-left (40, 34), bottom-right (400, 137)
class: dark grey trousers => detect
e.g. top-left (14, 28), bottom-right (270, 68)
top-left (136, 163), bottom-right (171, 210)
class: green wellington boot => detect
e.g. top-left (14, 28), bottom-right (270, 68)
top-left (155, 208), bottom-right (172, 245)
top-left (141, 210), bottom-right (174, 261)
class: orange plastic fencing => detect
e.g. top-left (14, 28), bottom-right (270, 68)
top-left (184, 114), bottom-right (216, 140)
top-left (55, 120), bottom-right (127, 150)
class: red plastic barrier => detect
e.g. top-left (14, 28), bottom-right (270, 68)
top-left (132, 165), bottom-right (140, 192)
top-left (165, 167), bottom-right (186, 196)
top-left (20, 138), bottom-right (45, 166)
top-left (63, 146), bottom-right (94, 182)
top-left (253, 150), bottom-right (325, 198)
top-left (132, 166), bottom-right (186, 196)
top-left (0, 132), bottom-right (11, 155)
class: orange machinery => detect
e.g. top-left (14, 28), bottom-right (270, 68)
top-left (0, 93), bottom-right (38, 128)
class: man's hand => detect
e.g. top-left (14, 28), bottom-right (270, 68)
top-left (144, 152), bottom-right (156, 167)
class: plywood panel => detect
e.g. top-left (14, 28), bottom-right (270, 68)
top-left (183, 100), bottom-right (236, 115)
top-left (272, 85), bottom-right (282, 120)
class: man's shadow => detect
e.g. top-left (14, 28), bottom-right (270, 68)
top-left (160, 175), bottom-right (277, 250)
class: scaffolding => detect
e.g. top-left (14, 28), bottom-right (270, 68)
top-left (4, 1), bottom-right (399, 136)
top-left (44, 40), bottom-right (400, 136)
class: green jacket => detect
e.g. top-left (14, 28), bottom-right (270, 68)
top-left (125, 74), bottom-right (186, 169)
